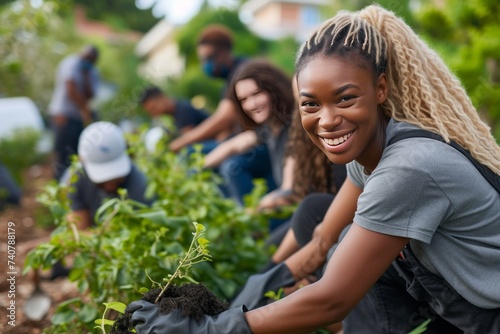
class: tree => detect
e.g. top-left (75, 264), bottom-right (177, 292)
top-left (74, 0), bottom-right (158, 33)
top-left (415, 0), bottom-right (500, 139)
top-left (0, 0), bottom-right (80, 111)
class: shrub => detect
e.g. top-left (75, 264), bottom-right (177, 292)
top-left (24, 125), bottom-right (270, 333)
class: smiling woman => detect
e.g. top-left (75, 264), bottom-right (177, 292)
top-left (124, 5), bottom-right (500, 334)
top-left (203, 59), bottom-right (295, 202)
top-left (298, 55), bottom-right (388, 170)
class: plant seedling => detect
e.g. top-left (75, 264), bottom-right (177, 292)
top-left (95, 222), bottom-right (211, 333)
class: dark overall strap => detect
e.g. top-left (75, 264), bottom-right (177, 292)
top-left (387, 129), bottom-right (500, 194)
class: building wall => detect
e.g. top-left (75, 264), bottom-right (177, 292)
top-left (134, 20), bottom-right (185, 82)
top-left (253, 2), bottom-right (281, 28)
top-left (137, 43), bottom-right (185, 83)
top-left (245, 1), bottom-right (325, 41)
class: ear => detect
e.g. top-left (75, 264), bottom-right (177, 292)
top-left (376, 73), bottom-right (389, 104)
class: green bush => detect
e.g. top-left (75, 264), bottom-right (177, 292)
top-left (0, 128), bottom-right (44, 185)
top-left (24, 125), bottom-right (271, 333)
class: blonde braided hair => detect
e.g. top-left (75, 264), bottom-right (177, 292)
top-left (296, 5), bottom-right (500, 174)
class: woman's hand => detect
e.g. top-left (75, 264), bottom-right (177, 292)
top-left (257, 188), bottom-right (298, 212)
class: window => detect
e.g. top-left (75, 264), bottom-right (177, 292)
top-left (300, 5), bottom-right (321, 27)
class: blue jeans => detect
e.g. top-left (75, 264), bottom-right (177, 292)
top-left (185, 140), bottom-right (276, 206)
top-left (219, 143), bottom-right (276, 206)
top-left (185, 139), bottom-right (219, 156)
top-left (51, 117), bottom-right (84, 180)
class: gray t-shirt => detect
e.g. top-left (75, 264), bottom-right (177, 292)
top-left (255, 123), bottom-right (291, 187)
top-left (48, 55), bottom-right (99, 120)
top-left (65, 163), bottom-right (152, 224)
top-left (347, 119), bottom-right (500, 309)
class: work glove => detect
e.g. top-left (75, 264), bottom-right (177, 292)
top-left (128, 300), bottom-right (252, 334)
top-left (229, 262), bottom-right (295, 310)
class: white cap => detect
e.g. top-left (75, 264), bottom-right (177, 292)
top-left (78, 121), bottom-right (131, 183)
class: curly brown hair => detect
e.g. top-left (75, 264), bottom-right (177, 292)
top-left (286, 109), bottom-right (338, 199)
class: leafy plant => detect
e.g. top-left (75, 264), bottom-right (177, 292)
top-left (94, 221), bottom-right (211, 333)
top-left (24, 125), bottom-right (271, 333)
top-left (264, 287), bottom-right (284, 302)
top-left (0, 128), bottom-right (43, 185)
top-left (154, 222), bottom-right (211, 303)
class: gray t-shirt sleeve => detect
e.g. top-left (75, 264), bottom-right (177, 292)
top-left (346, 161), bottom-right (366, 190)
top-left (61, 58), bottom-right (79, 83)
top-left (353, 164), bottom-right (452, 243)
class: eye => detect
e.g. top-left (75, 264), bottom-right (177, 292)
top-left (338, 95), bottom-right (356, 104)
top-left (300, 100), bottom-right (319, 113)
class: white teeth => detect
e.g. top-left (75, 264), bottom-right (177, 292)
top-left (323, 132), bottom-right (351, 146)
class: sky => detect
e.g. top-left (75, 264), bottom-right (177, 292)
top-left (135, 0), bottom-right (239, 25)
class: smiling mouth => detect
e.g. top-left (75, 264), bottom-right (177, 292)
top-left (322, 131), bottom-right (353, 146)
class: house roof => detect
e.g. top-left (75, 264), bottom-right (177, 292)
top-left (74, 6), bottom-right (142, 42)
top-left (134, 19), bottom-right (176, 57)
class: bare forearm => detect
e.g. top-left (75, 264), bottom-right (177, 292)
top-left (67, 81), bottom-right (89, 110)
top-left (271, 228), bottom-right (300, 263)
top-left (246, 282), bottom-right (344, 333)
top-left (284, 183), bottom-right (359, 279)
top-left (67, 81), bottom-right (91, 123)
top-left (280, 157), bottom-right (295, 190)
top-left (247, 225), bottom-right (410, 333)
top-left (204, 131), bottom-right (257, 168)
top-left (171, 99), bottom-right (236, 151)
top-left (67, 210), bottom-right (92, 230)
top-left (284, 236), bottom-right (330, 280)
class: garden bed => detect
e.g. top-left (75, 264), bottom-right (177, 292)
top-left (0, 162), bottom-right (80, 334)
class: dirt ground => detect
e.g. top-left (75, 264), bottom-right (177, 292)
top-left (0, 162), bottom-right (80, 334)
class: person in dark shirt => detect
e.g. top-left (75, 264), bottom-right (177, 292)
top-left (138, 86), bottom-right (209, 135)
top-left (169, 24), bottom-right (245, 153)
top-left (52, 121), bottom-right (153, 280)
top-left (61, 121), bottom-right (152, 229)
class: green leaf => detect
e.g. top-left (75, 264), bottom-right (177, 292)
top-left (135, 208), bottom-right (169, 224)
top-left (103, 302), bottom-right (127, 314)
top-left (119, 285), bottom-right (133, 290)
top-left (408, 319), bottom-right (431, 334)
top-left (55, 297), bottom-right (81, 309)
top-left (94, 319), bottom-right (115, 326)
top-left (138, 287), bottom-right (149, 294)
top-left (95, 198), bottom-right (118, 222)
top-left (194, 222), bottom-right (205, 233)
top-left (197, 237), bottom-right (209, 246)
top-left (51, 309), bottom-right (77, 325)
top-left (78, 304), bottom-right (98, 323)
top-left (183, 275), bottom-right (199, 284)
